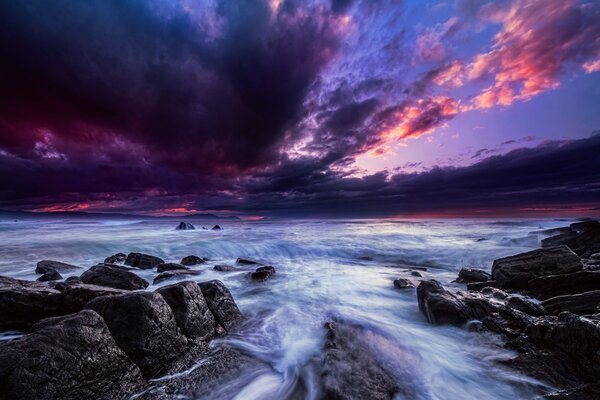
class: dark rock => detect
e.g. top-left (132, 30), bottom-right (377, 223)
top-left (358, 256), bottom-right (374, 261)
top-left (61, 283), bottom-right (127, 313)
top-left (570, 220), bottom-right (600, 232)
top-left (236, 257), bottom-right (261, 265)
top-left (467, 280), bottom-right (499, 291)
top-left (180, 255), bottom-right (206, 266)
top-left (154, 269), bottom-right (203, 284)
top-left (80, 263), bottom-right (149, 290)
top-left (491, 246), bottom-right (583, 290)
top-left (529, 271), bottom-right (600, 300)
top-left (211, 225), bottom-right (221, 230)
top-left (480, 286), bottom-right (509, 300)
top-left (157, 263), bottom-right (189, 273)
top-left (455, 267), bottom-right (491, 283)
top-left (37, 270), bottom-right (62, 282)
top-left (85, 291), bottom-right (188, 378)
top-left (542, 384), bottom-right (600, 399)
top-left (0, 276), bottom-right (63, 330)
top-left (542, 291), bottom-right (600, 315)
top-left (410, 271), bottom-right (422, 277)
top-left (213, 264), bottom-right (242, 272)
top-left (125, 252), bottom-right (164, 269)
top-left (481, 305), bottom-right (534, 340)
top-left (250, 266), bottom-right (275, 281)
top-left (35, 260), bottom-right (79, 274)
top-left (156, 281), bottom-right (219, 340)
top-left (176, 221), bottom-right (195, 230)
top-left (104, 252), bottom-right (127, 264)
top-left (541, 231), bottom-right (579, 251)
top-left (393, 278), bottom-right (414, 289)
top-left (506, 296), bottom-right (546, 317)
top-left (198, 280), bottom-right (243, 331)
top-left (0, 310), bottom-right (146, 400)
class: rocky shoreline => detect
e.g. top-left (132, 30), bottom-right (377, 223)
top-left (0, 219), bottom-right (598, 399)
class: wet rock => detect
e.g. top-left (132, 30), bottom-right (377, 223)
top-left (481, 286), bottom-right (509, 300)
top-left (0, 276), bottom-right (63, 330)
top-left (198, 280), bottom-right (243, 331)
top-left (570, 220), bottom-right (600, 232)
top-left (542, 291), bottom-right (600, 315)
top-left (575, 225), bottom-right (600, 258)
top-left (181, 255), bottom-right (206, 266)
top-left (213, 264), bottom-right (242, 272)
top-left (85, 291), bottom-right (188, 378)
top-left (455, 267), bottom-right (491, 283)
top-left (37, 270), bottom-right (62, 282)
top-left (104, 252), bottom-right (127, 264)
top-left (80, 263), bottom-right (149, 290)
top-left (250, 266), bottom-right (275, 281)
top-left (529, 271), bottom-right (600, 300)
top-left (236, 257), bottom-right (261, 265)
top-left (35, 260), bottom-right (79, 274)
top-left (0, 310), bottom-right (146, 400)
top-left (491, 246), bottom-right (583, 290)
top-left (176, 221), bottom-right (195, 230)
top-left (125, 252), bottom-right (164, 269)
top-left (157, 263), bottom-right (189, 273)
top-left (506, 296), bottom-right (546, 317)
top-left (211, 225), bottom-right (221, 231)
top-left (393, 278), bottom-right (415, 289)
top-left (61, 283), bottom-right (127, 313)
top-left (153, 269), bottom-right (203, 284)
top-left (156, 281), bottom-right (219, 340)
top-left (358, 256), bottom-right (374, 261)
top-left (410, 271), bottom-right (422, 277)
top-left (481, 305), bottom-right (535, 340)
top-left (467, 280), bottom-right (499, 291)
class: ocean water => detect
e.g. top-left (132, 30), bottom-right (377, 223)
top-left (0, 217), bottom-right (573, 399)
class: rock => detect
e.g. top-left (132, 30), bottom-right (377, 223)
top-left (506, 296), bottom-right (546, 317)
top-left (85, 291), bottom-right (188, 378)
top-left (156, 281), bottom-right (219, 340)
top-left (575, 225), bottom-right (600, 257)
top-left (157, 263), bottom-right (189, 273)
top-left (542, 222), bottom-right (600, 256)
top-left (154, 269), bottom-right (203, 284)
top-left (213, 264), bottom-right (242, 272)
top-left (61, 283), bottom-right (127, 313)
top-left (491, 246), bottom-right (583, 290)
top-left (0, 276), bottom-right (63, 330)
top-left (542, 291), bottom-right (600, 315)
top-left (35, 260), bottom-right (79, 274)
top-left (124, 252), bottom-right (164, 269)
top-left (529, 271), bottom-right (600, 300)
top-left (80, 263), bottom-right (149, 290)
top-left (455, 267), bottom-right (491, 283)
top-left (250, 265), bottom-right (275, 281)
top-left (480, 287), bottom-right (509, 300)
top-left (176, 221), bottom-right (195, 230)
top-left (541, 231), bottom-right (578, 251)
top-left (410, 271), bottom-right (422, 277)
top-left (198, 280), bottom-right (243, 331)
top-left (104, 252), bottom-right (127, 264)
top-left (181, 255), bottom-right (206, 266)
top-left (211, 225), bottom-right (221, 231)
top-left (0, 310), bottom-right (146, 400)
top-left (570, 220), bottom-right (600, 232)
top-left (467, 280), bottom-right (499, 291)
top-left (481, 305), bottom-right (534, 340)
top-left (37, 270), bottom-right (62, 282)
top-left (236, 257), bottom-right (260, 265)
top-left (393, 278), bottom-right (415, 289)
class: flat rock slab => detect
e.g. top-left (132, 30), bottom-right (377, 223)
top-left (529, 271), bottom-right (600, 300)
top-left (125, 252), bottom-right (164, 269)
top-left (80, 263), bottom-right (149, 290)
top-left (542, 290), bottom-right (600, 315)
top-left (236, 258), bottom-right (261, 265)
top-left (36, 260), bottom-right (79, 274)
top-left (0, 310), bottom-right (146, 400)
top-left (157, 263), bottom-right (189, 273)
top-left (198, 280), bottom-right (243, 331)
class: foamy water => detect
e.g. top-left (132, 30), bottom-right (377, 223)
top-left (0, 217), bottom-right (571, 399)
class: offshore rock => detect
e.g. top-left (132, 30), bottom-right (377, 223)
top-left (176, 221), bottom-right (195, 230)
top-left (181, 255), bottom-right (206, 266)
top-left (157, 263), bottom-right (189, 273)
top-left (36, 260), bottom-right (79, 274)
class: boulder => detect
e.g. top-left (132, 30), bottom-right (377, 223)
top-left (0, 276), bottom-right (63, 330)
top-left (250, 266), bottom-right (275, 281)
top-left (156, 281), bottom-right (219, 340)
top-left (0, 310), bottom-right (145, 400)
top-left (176, 222), bottom-right (195, 230)
top-left (541, 231), bottom-right (578, 251)
top-left (198, 280), bottom-right (243, 331)
top-left (157, 263), bottom-right (189, 273)
top-left (85, 291), bottom-right (188, 378)
top-left (491, 246), bottom-right (583, 290)
top-left (236, 258), bottom-right (260, 265)
top-left (125, 252), bottom-right (164, 269)
top-left (506, 296), bottom-right (546, 317)
top-left (455, 267), bottom-right (491, 283)
top-left (61, 283), bottom-right (127, 313)
top-left (529, 271), bottom-right (600, 300)
top-left (570, 220), bottom-right (600, 232)
top-left (37, 270), bottom-right (62, 282)
top-left (393, 278), bottom-right (415, 289)
top-left (467, 280), bottom-right (499, 291)
top-left (575, 225), bottom-right (600, 257)
top-left (154, 269), bottom-right (203, 284)
top-left (181, 255), bottom-right (206, 266)
top-left (213, 264), bottom-right (242, 272)
top-left (80, 264), bottom-right (149, 290)
top-left (211, 225), bottom-right (221, 231)
top-left (104, 252), bottom-right (127, 264)
top-left (542, 291), bottom-right (600, 315)
top-left (35, 260), bottom-right (79, 274)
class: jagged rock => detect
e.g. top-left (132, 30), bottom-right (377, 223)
top-left (154, 269), bottom-right (203, 284)
top-left (467, 280), bottom-right (499, 291)
top-left (35, 260), bottom-right (79, 274)
top-left (0, 276), bottom-right (63, 330)
top-left (104, 252), bottom-right (127, 264)
top-left (198, 280), bottom-right (243, 331)
top-left (176, 221), bottom-right (195, 230)
top-left (480, 286), bottom-right (508, 300)
top-left (250, 266), bottom-right (275, 281)
top-left (157, 263), bottom-right (189, 273)
top-left (455, 267), bottom-right (491, 283)
top-left (211, 225), bottom-right (221, 231)
top-left (0, 310), bottom-right (146, 400)
top-left (85, 291), bottom-right (188, 378)
top-left (61, 283), bottom-right (127, 313)
top-left (529, 271), bottom-right (600, 300)
top-left (236, 258), bottom-right (260, 265)
top-left (156, 281), bottom-right (219, 340)
top-left (542, 291), bottom-right (600, 315)
top-left (213, 264), bottom-right (242, 272)
top-left (80, 264), bottom-right (149, 290)
top-left (506, 296), bottom-right (546, 317)
top-left (491, 246), bottom-right (583, 290)
top-left (181, 255), bottom-right (206, 266)
top-left (393, 278), bottom-right (415, 289)
top-left (482, 305), bottom-right (534, 340)
top-left (37, 270), bottom-right (62, 282)
top-left (125, 252), bottom-right (164, 269)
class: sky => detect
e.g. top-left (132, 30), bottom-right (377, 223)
top-left (0, 0), bottom-right (599, 218)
